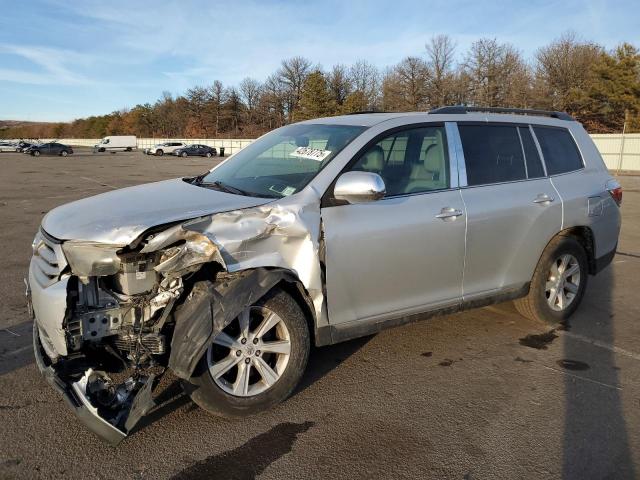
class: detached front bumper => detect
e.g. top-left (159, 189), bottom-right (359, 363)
top-left (32, 323), bottom-right (129, 445)
top-left (30, 287), bottom-right (157, 446)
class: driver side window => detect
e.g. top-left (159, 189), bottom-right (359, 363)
top-left (349, 126), bottom-right (450, 196)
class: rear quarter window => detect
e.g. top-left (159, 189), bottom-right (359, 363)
top-left (533, 127), bottom-right (583, 175)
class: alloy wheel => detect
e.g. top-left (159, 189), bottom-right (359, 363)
top-left (207, 305), bottom-right (291, 397)
top-left (545, 253), bottom-right (581, 311)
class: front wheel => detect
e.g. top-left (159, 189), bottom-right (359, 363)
top-left (515, 235), bottom-right (588, 325)
top-left (61, 150), bottom-right (68, 157)
top-left (33, 150), bottom-right (40, 157)
top-left (156, 149), bottom-right (164, 156)
top-left (205, 152), bottom-right (212, 158)
top-left (186, 288), bottom-right (310, 418)
top-left (181, 151), bottom-right (188, 158)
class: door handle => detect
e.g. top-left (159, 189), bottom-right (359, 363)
top-left (533, 194), bottom-right (555, 205)
top-left (436, 207), bottom-right (464, 221)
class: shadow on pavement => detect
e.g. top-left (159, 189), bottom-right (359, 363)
top-left (562, 263), bottom-right (635, 478)
top-left (294, 334), bottom-right (373, 396)
top-left (135, 334), bottom-right (372, 435)
top-left (0, 320), bottom-right (34, 376)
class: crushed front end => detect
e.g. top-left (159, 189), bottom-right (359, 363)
top-left (27, 186), bottom-right (325, 445)
top-left (27, 226), bottom-right (221, 445)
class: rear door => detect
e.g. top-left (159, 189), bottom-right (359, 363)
top-left (322, 124), bottom-right (466, 325)
top-left (457, 123), bottom-right (562, 299)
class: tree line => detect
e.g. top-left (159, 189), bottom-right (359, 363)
top-left (3, 32), bottom-right (640, 140)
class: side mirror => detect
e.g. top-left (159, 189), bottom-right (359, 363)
top-left (334, 171), bottom-right (386, 204)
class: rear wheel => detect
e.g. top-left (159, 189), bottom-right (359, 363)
top-left (515, 235), bottom-right (588, 325)
top-left (186, 288), bottom-right (310, 418)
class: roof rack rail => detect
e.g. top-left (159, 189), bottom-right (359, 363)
top-left (429, 106), bottom-right (574, 121)
top-left (345, 110), bottom-right (386, 115)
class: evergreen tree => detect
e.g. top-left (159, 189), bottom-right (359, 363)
top-left (297, 71), bottom-right (335, 120)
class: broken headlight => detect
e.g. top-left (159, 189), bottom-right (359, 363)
top-left (62, 241), bottom-right (122, 277)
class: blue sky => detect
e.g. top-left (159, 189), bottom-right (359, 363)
top-left (0, 0), bottom-right (637, 122)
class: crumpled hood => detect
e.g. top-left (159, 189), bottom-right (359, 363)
top-left (41, 178), bottom-right (273, 245)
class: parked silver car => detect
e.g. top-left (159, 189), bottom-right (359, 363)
top-left (28, 107), bottom-right (621, 444)
top-left (143, 141), bottom-right (187, 156)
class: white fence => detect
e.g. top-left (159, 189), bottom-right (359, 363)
top-left (590, 134), bottom-right (640, 172)
top-left (38, 134), bottom-right (640, 171)
top-left (40, 138), bottom-right (255, 156)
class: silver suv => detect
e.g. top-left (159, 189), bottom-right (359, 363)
top-left (28, 107), bottom-right (621, 444)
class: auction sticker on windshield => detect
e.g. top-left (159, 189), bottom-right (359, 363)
top-left (290, 146), bottom-right (332, 161)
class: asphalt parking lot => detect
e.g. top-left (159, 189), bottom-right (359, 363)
top-left (1, 148), bottom-right (639, 479)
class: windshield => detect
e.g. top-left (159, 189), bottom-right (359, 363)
top-left (199, 123), bottom-right (366, 198)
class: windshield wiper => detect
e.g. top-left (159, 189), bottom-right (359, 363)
top-left (202, 180), bottom-right (251, 196)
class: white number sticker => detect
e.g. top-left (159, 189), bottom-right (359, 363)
top-left (289, 146), bottom-right (332, 161)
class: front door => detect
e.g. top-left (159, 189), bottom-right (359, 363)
top-left (322, 124), bottom-right (466, 326)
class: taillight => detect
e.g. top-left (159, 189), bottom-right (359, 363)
top-left (606, 179), bottom-right (622, 206)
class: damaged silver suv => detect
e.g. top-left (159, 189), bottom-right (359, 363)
top-left (28, 106), bottom-right (621, 445)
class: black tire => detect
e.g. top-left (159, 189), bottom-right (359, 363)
top-left (186, 288), bottom-right (310, 418)
top-left (33, 150), bottom-right (40, 157)
top-left (205, 152), bottom-right (212, 158)
top-left (61, 150), bottom-right (68, 157)
top-left (515, 235), bottom-right (588, 325)
top-left (98, 147), bottom-right (105, 152)
top-left (125, 147), bottom-right (132, 152)
top-left (156, 149), bottom-right (164, 156)
top-left (181, 151), bottom-right (188, 158)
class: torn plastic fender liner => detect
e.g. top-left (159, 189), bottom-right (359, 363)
top-left (33, 323), bottom-right (156, 446)
top-left (168, 268), bottom-right (299, 380)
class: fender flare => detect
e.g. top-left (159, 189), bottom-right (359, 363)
top-left (168, 267), bottom-right (306, 380)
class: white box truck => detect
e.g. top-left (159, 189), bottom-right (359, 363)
top-left (94, 136), bottom-right (137, 153)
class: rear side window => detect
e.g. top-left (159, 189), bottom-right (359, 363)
top-left (518, 127), bottom-right (545, 178)
top-left (533, 127), bottom-right (583, 175)
top-left (458, 125), bottom-right (526, 186)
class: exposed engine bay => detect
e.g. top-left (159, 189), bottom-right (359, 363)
top-left (29, 186), bottom-right (326, 445)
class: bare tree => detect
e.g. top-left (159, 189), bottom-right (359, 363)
top-left (239, 77), bottom-right (262, 124)
top-left (260, 73), bottom-right (286, 129)
top-left (277, 56), bottom-right (312, 121)
top-left (349, 60), bottom-right (381, 110)
top-left (208, 80), bottom-right (227, 136)
top-left (327, 64), bottom-right (352, 108)
top-left (384, 57), bottom-right (429, 110)
top-left (425, 35), bottom-right (457, 107)
top-left (461, 38), bottom-right (532, 108)
top-left (534, 31), bottom-right (602, 111)
top-left (185, 86), bottom-right (209, 136)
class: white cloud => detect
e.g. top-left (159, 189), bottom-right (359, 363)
top-left (0, 44), bottom-right (94, 85)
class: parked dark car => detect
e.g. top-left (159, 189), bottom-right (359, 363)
top-left (173, 144), bottom-right (217, 158)
top-left (28, 142), bottom-right (73, 157)
top-left (17, 141), bottom-right (35, 152)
